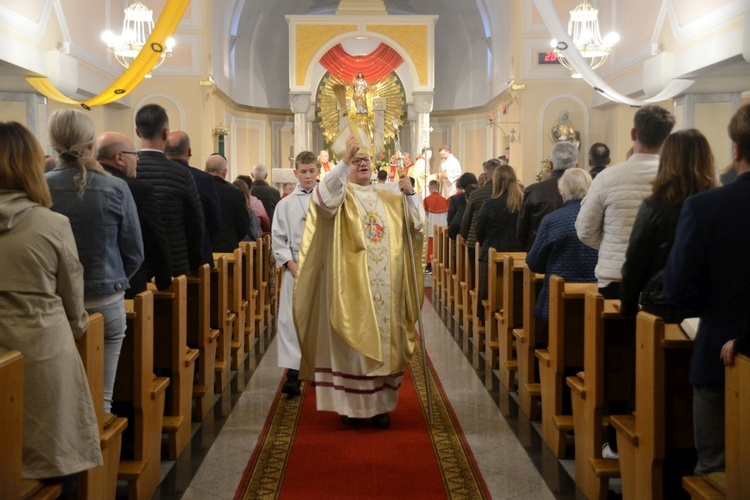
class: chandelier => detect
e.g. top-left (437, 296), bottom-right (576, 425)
top-left (550, 1), bottom-right (619, 78)
top-left (101, 1), bottom-right (175, 77)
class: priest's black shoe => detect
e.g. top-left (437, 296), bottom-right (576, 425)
top-left (371, 413), bottom-right (390, 429)
top-left (340, 415), bottom-right (360, 425)
top-left (281, 369), bottom-right (301, 397)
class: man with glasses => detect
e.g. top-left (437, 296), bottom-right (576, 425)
top-left (96, 131), bottom-right (172, 297)
top-left (294, 136), bottom-right (425, 429)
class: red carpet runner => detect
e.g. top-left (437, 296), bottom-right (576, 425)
top-left (235, 346), bottom-right (490, 499)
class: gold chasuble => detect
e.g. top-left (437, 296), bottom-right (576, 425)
top-left (293, 184), bottom-right (424, 383)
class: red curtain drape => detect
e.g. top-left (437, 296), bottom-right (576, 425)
top-left (319, 43), bottom-right (403, 83)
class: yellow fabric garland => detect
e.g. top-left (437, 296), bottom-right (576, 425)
top-left (27, 0), bottom-right (189, 109)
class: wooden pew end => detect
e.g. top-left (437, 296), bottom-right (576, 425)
top-left (682, 475), bottom-right (725, 499)
top-left (524, 383), bottom-right (541, 398)
top-left (20, 479), bottom-right (63, 500)
top-left (610, 414), bottom-right (638, 447)
top-left (552, 414), bottom-right (574, 432)
top-left (567, 375), bottom-right (586, 399)
top-left (118, 460), bottom-right (147, 481)
top-left (535, 349), bottom-right (551, 367)
top-left (589, 457), bottom-right (620, 478)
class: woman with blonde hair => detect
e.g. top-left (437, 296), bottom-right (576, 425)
top-left (46, 109), bottom-right (144, 414)
top-left (620, 128), bottom-right (717, 322)
top-left (475, 164), bottom-right (525, 319)
top-left (0, 121), bottom-right (103, 479)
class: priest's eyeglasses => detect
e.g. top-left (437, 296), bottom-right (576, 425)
top-left (352, 156), bottom-right (371, 165)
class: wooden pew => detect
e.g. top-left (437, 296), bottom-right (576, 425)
top-left (515, 264), bottom-right (546, 420)
top-left (443, 227), bottom-right (455, 315)
top-left (470, 242), bottom-right (485, 351)
top-left (483, 248), bottom-right (509, 369)
top-left (535, 276), bottom-right (598, 458)
top-left (211, 255), bottom-right (232, 393)
top-left (253, 236), bottom-right (267, 338)
top-left (682, 353), bottom-right (750, 499)
top-left (150, 276), bottom-right (199, 460)
top-left (0, 350), bottom-right (26, 500)
top-left (187, 264), bottom-right (219, 420)
top-left (610, 312), bottom-right (694, 499)
top-left (431, 224), bottom-right (442, 304)
top-left (239, 241), bottom-right (258, 352)
top-left (117, 291), bottom-right (169, 500)
top-left (214, 248), bottom-right (248, 370)
top-left (497, 252), bottom-right (526, 392)
top-left (452, 234), bottom-right (466, 327)
top-left (460, 240), bottom-right (475, 341)
top-left (1, 349), bottom-right (67, 500)
top-left (441, 227), bottom-right (452, 311)
top-left (75, 312), bottom-right (127, 500)
top-left (566, 291), bottom-right (635, 499)
top-left (261, 233), bottom-right (273, 326)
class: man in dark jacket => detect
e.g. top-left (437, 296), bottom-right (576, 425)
top-left (206, 153), bottom-right (252, 252)
top-left (134, 104), bottom-right (205, 276)
top-left (664, 103), bottom-right (750, 476)
top-left (165, 130), bottom-right (221, 265)
top-left (96, 131), bottom-right (172, 297)
top-left (250, 163), bottom-right (281, 225)
top-left (516, 141), bottom-right (579, 251)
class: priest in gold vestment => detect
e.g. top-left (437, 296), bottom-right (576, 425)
top-left (294, 135), bottom-right (424, 429)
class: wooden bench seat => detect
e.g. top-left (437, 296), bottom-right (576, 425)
top-left (187, 264), bottom-right (218, 421)
top-left (483, 248), bottom-right (510, 370)
top-left (239, 241), bottom-right (258, 352)
top-left (431, 224), bottom-right (442, 308)
top-left (149, 276), bottom-right (199, 460)
top-left (471, 242), bottom-right (485, 355)
top-left (117, 291), bottom-right (170, 500)
top-left (1, 350), bottom-right (27, 499)
top-left (452, 234), bottom-right (466, 328)
top-left (76, 313), bottom-right (127, 499)
top-left (215, 248), bottom-right (248, 370)
top-left (460, 240), bottom-right (475, 341)
top-left (517, 264), bottom-right (546, 420)
top-left (211, 255), bottom-right (232, 393)
top-left (261, 233), bottom-right (273, 326)
top-left (536, 276), bottom-right (597, 458)
top-left (610, 312), bottom-right (694, 499)
top-left (497, 252), bottom-right (525, 392)
top-left (443, 227), bottom-right (455, 316)
top-left (567, 291), bottom-right (635, 499)
top-left (253, 236), bottom-right (268, 338)
top-left (682, 353), bottom-right (750, 499)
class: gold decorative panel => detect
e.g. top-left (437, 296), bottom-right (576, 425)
top-left (366, 24), bottom-right (429, 86)
top-left (295, 24), bottom-right (357, 86)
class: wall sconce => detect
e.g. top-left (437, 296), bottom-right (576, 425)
top-left (212, 124), bottom-right (229, 136)
top-left (488, 114), bottom-right (520, 143)
top-left (212, 123), bottom-right (230, 156)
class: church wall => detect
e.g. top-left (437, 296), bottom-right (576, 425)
top-left (695, 101), bottom-right (734, 167)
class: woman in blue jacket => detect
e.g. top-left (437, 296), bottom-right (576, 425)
top-left (46, 109), bottom-right (144, 414)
